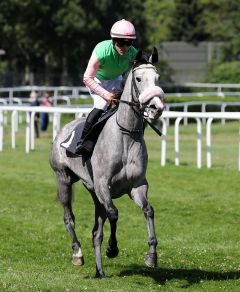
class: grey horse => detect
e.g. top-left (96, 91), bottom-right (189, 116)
top-left (49, 48), bottom-right (165, 278)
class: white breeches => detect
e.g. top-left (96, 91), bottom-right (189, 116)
top-left (89, 76), bottom-right (123, 111)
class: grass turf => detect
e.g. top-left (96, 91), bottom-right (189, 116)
top-left (0, 120), bottom-right (240, 291)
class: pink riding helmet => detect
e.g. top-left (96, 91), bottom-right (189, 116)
top-left (110, 19), bottom-right (136, 39)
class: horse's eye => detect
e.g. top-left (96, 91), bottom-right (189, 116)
top-left (136, 77), bottom-right (141, 82)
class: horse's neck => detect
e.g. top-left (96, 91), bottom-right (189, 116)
top-left (116, 74), bottom-right (143, 134)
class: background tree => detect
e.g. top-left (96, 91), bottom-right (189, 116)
top-left (144, 0), bottom-right (175, 47)
top-left (53, 0), bottom-right (147, 84)
top-left (1, 0), bottom-right (240, 86)
top-left (200, 0), bottom-right (240, 82)
top-left (0, 0), bottom-right (63, 84)
top-left (202, 0), bottom-right (240, 61)
top-left (170, 0), bottom-right (209, 42)
top-left (0, 0), bottom-right (147, 85)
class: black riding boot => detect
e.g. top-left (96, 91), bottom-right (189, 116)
top-left (75, 108), bottom-right (104, 154)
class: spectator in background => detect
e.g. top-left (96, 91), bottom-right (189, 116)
top-left (29, 91), bottom-right (40, 138)
top-left (41, 92), bottom-right (52, 131)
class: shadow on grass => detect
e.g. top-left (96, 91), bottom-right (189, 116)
top-left (118, 265), bottom-right (240, 287)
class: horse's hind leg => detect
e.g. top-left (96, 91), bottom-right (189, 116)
top-left (130, 183), bottom-right (158, 268)
top-left (56, 171), bottom-right (84, 266)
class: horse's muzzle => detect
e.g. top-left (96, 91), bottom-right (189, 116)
top-left (145, 96), bottom-right (165, 119)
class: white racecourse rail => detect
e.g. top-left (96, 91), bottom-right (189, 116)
top-left (0, 105), bottom-right (239, 171)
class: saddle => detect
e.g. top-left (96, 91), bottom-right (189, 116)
top-left (60, 106), bottom-right (118, 156)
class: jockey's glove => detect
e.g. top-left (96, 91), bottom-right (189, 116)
top-left (108, 98), bottom-right (119, 108)
top-left (112, 90), bottom-right (122, 99)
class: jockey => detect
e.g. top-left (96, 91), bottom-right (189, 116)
top-left (75, 19), bottom-right (138, 154)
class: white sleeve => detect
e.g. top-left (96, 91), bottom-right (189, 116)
top-left (83, 51), bottom-right (110, 100)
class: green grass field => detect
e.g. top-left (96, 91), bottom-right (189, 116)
top-left (0, 118), bottom-right (240, 291)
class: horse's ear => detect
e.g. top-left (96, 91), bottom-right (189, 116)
top-left (134, 50), bottom-right (143, 62)
top-left (149, 47), bottom-right (158, 64)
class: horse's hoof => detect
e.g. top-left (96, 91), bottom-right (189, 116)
top-left (145, 252), bottom-right (157, 268)
top-left (106, 246), bottom-right (119, 258)
top-left (72, 256), bottom-right (84, 266)
top-left (95, 271), bottom-right (106, 279)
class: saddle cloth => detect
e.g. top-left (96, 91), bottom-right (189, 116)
top-left (60, 106), bottom-right (118, 155)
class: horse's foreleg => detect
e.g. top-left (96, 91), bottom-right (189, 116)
top-left (94, 184), bottom-right (119, 259)
top-left (57, 173), bottom-right (84, 266)
top-left (91, 196), bottom-right (107, 278)
top-left (106, 217), bottom-right (119, 259)
top-left (130, 184), bottom-right (158, 268)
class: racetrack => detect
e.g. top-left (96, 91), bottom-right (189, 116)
top-left (0, 122), bottom-right (240, 291)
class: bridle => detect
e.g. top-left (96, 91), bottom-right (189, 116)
top-left (119, 63), bottom-right (158, 108)
top-left (116, 63), bottom-right (162, 136)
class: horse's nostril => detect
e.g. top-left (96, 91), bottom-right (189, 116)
top-left (149, 104), bottom-right (157, 110)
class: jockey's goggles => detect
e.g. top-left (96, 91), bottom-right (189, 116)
top-left (114, 39), bottom-right (133, 47)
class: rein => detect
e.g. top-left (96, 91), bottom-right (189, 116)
top-left (116, 101), bottom-right (162, 136)
top-left (118, 99), bottom-right (140, 107)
